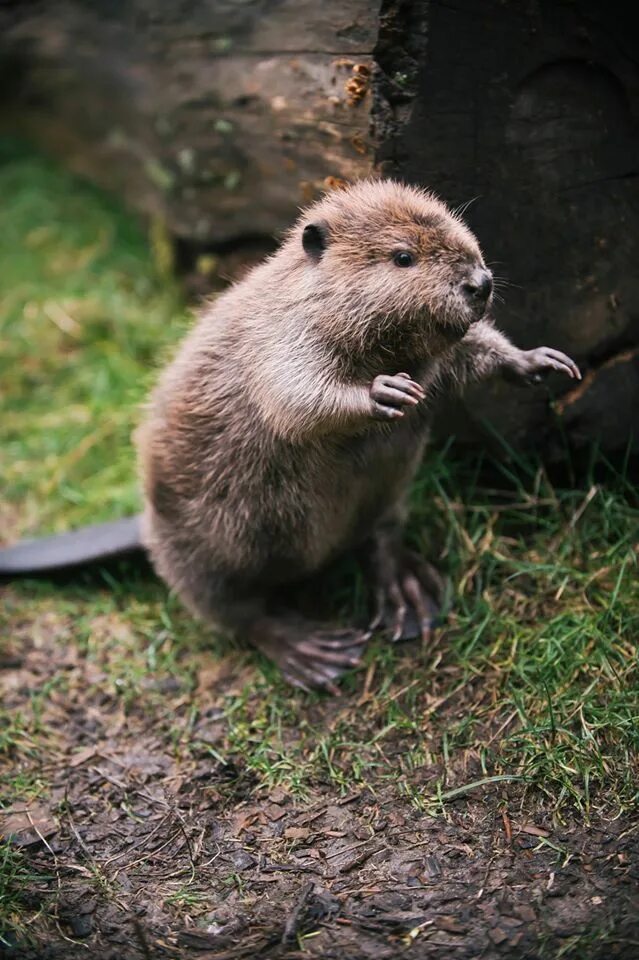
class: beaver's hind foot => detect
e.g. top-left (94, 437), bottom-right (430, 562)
top-left (369, 548), bottom-right (444, 643)
top-left (250, 616), bottom-right (367, 694)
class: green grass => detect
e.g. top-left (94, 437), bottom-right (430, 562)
top-left (411, 450), bottom-right (639, 814)
top-left (0, 137), bottom-right (186, 536)
top-left (1, 138), bottom-right (639, 941)
top-left (0, 843), bottom-right (36, 948)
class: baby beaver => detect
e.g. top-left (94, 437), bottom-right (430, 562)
top-left (136, 179), bottom-right (580, 691)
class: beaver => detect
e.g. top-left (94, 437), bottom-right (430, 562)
top-left (129, 179), bottom-right (580, 691)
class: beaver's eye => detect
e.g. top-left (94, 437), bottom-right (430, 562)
top-left (393, 251), bottom-right (414, 268)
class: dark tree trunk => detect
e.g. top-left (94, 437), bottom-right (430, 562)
top-left (374, 0), bottom-right (639, 457)
top-left (1, 0), bottom-right (638, 455)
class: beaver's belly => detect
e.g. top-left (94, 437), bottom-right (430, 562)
top-left (297, 421), bottom-right (430, 566)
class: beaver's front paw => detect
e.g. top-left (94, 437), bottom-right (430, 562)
top-left (509, 347), bottom-right (581, 385)
top-left (370, 372), bottom-right (425, 420)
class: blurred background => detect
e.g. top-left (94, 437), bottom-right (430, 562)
top-left (1, 0), bottom-right (638, 481)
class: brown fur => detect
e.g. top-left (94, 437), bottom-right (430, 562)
top-left (136, 179), bottom-right (579, 684)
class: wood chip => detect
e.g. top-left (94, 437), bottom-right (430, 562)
top-left (0, 805), bottom-right (58, 846)
top-left (436, 915), bottom-right (466, 934)
top-left (518, 823), bottom-right (551, 838)
top-left (69, 746), bottom-right (99, 767)
top-left (283, 826), bottom-right (311, 840)
top-left (489, 926), bottom-right (508, 944)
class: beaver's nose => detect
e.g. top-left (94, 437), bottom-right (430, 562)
top-left (462, 269), bottom-right (493, 304)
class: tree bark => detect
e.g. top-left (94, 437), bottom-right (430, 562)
top-left (373, 0), bottom-right (639, 456)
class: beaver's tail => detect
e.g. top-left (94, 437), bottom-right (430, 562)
top-left (0, 516), bottom-right (143, 577)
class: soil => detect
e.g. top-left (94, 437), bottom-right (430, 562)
top-left (1, 592), bottom-right (639, 960)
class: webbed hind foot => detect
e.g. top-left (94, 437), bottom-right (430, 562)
top-left (250, 616), bottom-right (367, 694)
top-left (369, 548), bottom-right (445, 643)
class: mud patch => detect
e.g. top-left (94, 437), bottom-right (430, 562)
top-left (1, 597), bottom-right (638, 960)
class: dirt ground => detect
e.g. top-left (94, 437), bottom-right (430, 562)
top-left (2, 138), bottom-right (638, 960)
top-left (2, 587), bottom-right (638, 960)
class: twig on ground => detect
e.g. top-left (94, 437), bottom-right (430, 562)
top-left (282, 881), bottom-right (314, 944)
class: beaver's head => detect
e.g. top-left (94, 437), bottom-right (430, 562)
top-left (295, 179), bottom-right (492, 352)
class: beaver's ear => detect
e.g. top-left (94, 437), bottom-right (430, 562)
top-left (302, 221), bottom-right (329, 260)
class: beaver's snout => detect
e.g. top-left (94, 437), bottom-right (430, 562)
top-left (461, 268), bottom-right (493, 319)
